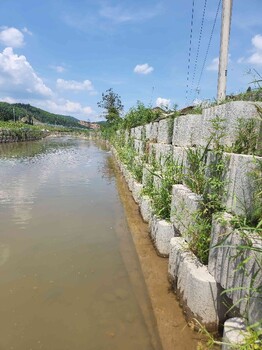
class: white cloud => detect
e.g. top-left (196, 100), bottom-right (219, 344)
top-left (99, 3), bottom-right (161, 23)
top-left (50, 65), bottom-right (66, 73)
top-left (134, 63), bottom-right (154, 75)
top-left (237, 57), bottom-right (245, 64)
top-left (0, 96), bottom-right (17, 104)
top-left (247, 34), bottom-right (262, 65)
top-left (0, 27), bottom-right (25, 48)
top-left (156, 97), bottom-right (170, 109)
top-left (56, 78), bottom-right (95, 92)
top-left (252, 34), bottom-right (262, 51)
top-left (0, 47), bottom-right (53, 97)
top-left (237, 34), bottom-right (262, 66)
top-left (41, 99), bottom-right (93, 117)
top-left (248, 52), bottom-right (262, 65)
top-left (206, 57), bottom-right (219, 71)
top-left (22, 27), bottom-right (33, 36)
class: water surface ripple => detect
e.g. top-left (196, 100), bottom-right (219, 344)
top-left (0, 137), bottom-right (161, 350)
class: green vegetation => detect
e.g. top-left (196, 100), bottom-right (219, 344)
top-left (230, 115), bottom-right (262, 157)
top-left (0, 102), bottom-right (85, 128)
top-left (122, 101), bottom-right (160, 129)
top-left (0, 121), bottom-right (45, 140)
top-left (150, 156), bottom-right (183, 220)
top-left (197, 321), bottom-right (262, 350)
top-left (97, 88), bottom-right (123, 125)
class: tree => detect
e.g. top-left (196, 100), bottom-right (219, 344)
top-left (97, 88), bottom-right (123, 124)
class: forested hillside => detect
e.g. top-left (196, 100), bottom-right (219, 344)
top-left (0, 102), bottom-right (84, 128)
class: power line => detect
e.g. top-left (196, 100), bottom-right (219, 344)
top-left (194, 0), bottom-right (222, 100)
top-left (185, 0), bottom-right (195, 103)
top-left (189, 0), bottom-right (208, 101)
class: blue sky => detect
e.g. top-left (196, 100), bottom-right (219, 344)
top-left (0, 0), bottom-right (261, 121)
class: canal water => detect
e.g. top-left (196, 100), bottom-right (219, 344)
top-left (0, 137), bottom-right (162, 350)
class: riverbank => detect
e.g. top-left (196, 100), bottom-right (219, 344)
top-left (0, 122), bottom-right (93, 143)
top-left (0, 122), bottom-right (48, 143)
top-left (107, 100), bottom-right (262, 349)
top-left (113, 156), bottom-right (204, 350)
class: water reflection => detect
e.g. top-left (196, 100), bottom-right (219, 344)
top-left (0, 137), bottom-right (92, 228)
top-left (0, 137), bottom-right (161, 350)
top-left (98, 151), bottom-right (116, 184)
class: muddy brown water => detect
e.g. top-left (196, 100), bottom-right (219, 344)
top-left (0, 137), bottom-right (202, 350)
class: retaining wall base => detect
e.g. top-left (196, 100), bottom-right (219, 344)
top-left (149, 215), bottom-right (175, 257)
top-left (168, 237), bottom-right (227, 332)
top-left (139, 195), bottom-right (153, 223)
top-left (222, 318), bottom-right (247, 350)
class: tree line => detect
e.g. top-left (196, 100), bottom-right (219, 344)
top-left (0, 102), bottom-right (85, 128)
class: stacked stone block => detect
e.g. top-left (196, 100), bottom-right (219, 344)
top-left (112, 100), bottom-right (262, 339)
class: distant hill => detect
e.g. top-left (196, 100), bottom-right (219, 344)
top-left (0, 102), bottom-right (87, 128)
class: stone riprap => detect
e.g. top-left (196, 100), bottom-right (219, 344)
top-left (111, 100), bottom-right (262, 338)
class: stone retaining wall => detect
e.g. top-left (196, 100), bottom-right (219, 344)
top-left (112, 100), bottom-right (262, 345)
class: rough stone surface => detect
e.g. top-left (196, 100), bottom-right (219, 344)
top-left (170, 184), bottom-right (202, 243)
top-left (201, 101), bottom-right (262, 147)
top-left (134, 125), bottom-right (144, 140)
top-left (125, 170), bottom-right (134, 192)
top-left (112, 101), bottom-right (262, 334)
top-left (130, 128), bottom-right (135, 138)
top-left (168, 237), bottom-right (225, 331)
top-left (172, 114), bottom-right (203, 147)
top-left (140, 195), bottom-right (153, 223)
top-left (147, 143), bottom-right (157, 166)
top-left (142, 166), bottom-right (153, 188)
top-left (223, 153), bottom-right (262, 217)
top-left (134, 139), bottom-right (145, 156)
top-left (150, 215), bottom-right (175, 256)
top-left (153, 172), bottom-right (162, 191)
top-left (157, 118), bottom-right (173, 144)
top-left (132, 180), bottom-right (143, 204)
top-left (145, 122), bottom-right (158, 141)
top-left (208, 213), bottom-right (262, 324)
top-left (222, 318), bottom-right (247, 350)
top-left (172, 146), bottom-right (188, 167)
top-left (170, 101), bottom-right (262, 148)
top-left (121, 163), bottom-right (128, 178)
top-left (154, 143), bottom-right (173, 167)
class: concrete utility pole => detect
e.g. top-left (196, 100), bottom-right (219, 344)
top-left (217, 0), bottom-right (233, 102)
